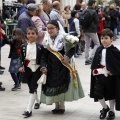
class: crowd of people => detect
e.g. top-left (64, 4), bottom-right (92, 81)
top-left (0, 0), bottom-right (120, 119)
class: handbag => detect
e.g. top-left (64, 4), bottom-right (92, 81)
top-left (37, 74), bottom-right (46, 85)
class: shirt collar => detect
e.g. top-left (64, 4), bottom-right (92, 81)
top-left (103, 44), bottom-right (112, 48)
top-left (28, 42), bottom-right (36, 45)
top-left (53, 9), bottom-right (59, 13)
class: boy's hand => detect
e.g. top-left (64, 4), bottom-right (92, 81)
top-left (19, 67), bottom-right (25, 72)
top-left (107, 71), bottom-right (112, 76)
top-left (41, 68), bottom-right (48, 75)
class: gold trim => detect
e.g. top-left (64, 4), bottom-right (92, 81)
top-left (47, 45), bottom-right (78, 88)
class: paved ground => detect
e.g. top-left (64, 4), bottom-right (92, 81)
top-left (0, 37), bottom-right (120, 120)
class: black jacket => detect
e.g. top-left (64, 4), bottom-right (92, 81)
top-left (20, 43), bottom-right (43, 66)
top-left (3, 35), bottom-right (21, 59)
top-left (83, 6), bottom-right (99, 33)
top-left (90, 45), bottom-right (120, 111)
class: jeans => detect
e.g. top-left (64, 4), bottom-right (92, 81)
top-left (10, 73), bottom-right (19, 86)
top-left (114, 28), bottom-right (117, 39)
top-left (84, 33), bottom-right (100, 61)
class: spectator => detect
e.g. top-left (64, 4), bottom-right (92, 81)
top-left (32, 4), bottom-right (46, 44)
top-left (97, 7), bottom-right (105, 43)
top-left (109, 4), bottom-right (118, 40)
top-left (83, 0), bottom-right (100, 65)
top-left (41, 0), bottom-right (51, 23)
top-left (68, 11), bottom-right (80, 57)
top-left (50, 1), bottom-right (65, 26)
top-left (62, 6), bottom-right (71, 33)
top-left (80, 2), bottom-right (87, 12)
top-left (17, 3), bottom-right (38, 37)
top-left (103, 6), bottom-right (110, 29)
top-left (17, 0), bottom-right (36, 19)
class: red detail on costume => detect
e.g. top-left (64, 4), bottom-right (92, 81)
top-left (25, 60), bottom-right (30, 66)
top-left (94, 69), bottom-right (98, 74)
top-left (16, 48), bottom-right (21, 53)
top-left (100, 64), bottom-right (105, 68)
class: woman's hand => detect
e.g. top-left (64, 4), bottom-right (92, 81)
top-left (63, 56), bottom-right (69, 64)
top-left (19, 67), bottom-right (25, 72)
top-left (41, 68), bottom-right (48, 75)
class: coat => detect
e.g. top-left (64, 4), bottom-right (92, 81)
top-left (20, 43), bottom-right (43, 66)
top-left (32, 16), bottom-right (46, 44)
top-left (90, 45), bottom-right (120, 111)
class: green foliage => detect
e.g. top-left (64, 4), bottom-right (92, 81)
top-left (97, 0), bottom-right (103, 5)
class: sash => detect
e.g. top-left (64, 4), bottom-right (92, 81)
top-left (46, 45), bottom-right (78, 88)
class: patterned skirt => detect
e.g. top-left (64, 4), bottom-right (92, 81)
top-left (9, 58), bottom-right (21, 73)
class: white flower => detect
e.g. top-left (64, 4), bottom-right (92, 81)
top-left (66, 35), bottom-right (72, 41)
top-left (73, 36), bottom-right (79, 42)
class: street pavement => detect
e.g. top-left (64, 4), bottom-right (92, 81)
top-left (0, 37), bottom-right (120, 120)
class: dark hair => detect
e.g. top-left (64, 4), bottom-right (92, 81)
top-left (71, 11), bottom-right (77, 17)
top-left (26, 0), bottom-right (36, 5)
top-left (74, 4), bottom-right (81, 10)
top-left (47, 20), bottom-right (59, 29)
top-left (88, 0), bottom-right (96, 6)
top-left (12, 28), bottom-right (26, 48)
top-left (100, 29), bottom-right (113, 38)
top-left (26, 27), bottom-right (38, 34)
top-left (64, 5), bottom-right (69, 11)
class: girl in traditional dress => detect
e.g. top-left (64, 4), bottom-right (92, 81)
top-left (40, 20), bottom-right (85, 114)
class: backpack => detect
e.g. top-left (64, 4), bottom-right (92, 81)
top-left (80, 10), bottom-right (93, 29)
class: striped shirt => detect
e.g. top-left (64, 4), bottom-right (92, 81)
top-left (50, 9), bottom-right (65, 26)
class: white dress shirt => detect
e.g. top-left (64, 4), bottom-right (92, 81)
top-left (26, 42), bottom-right (40, 72)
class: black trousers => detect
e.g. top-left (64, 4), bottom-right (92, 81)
top-left (94, 75), bottom-right (115, 100)
top-left (24, 66), bottom-right (41, 93)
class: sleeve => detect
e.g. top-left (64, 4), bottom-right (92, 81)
top-left (40, 47), bottom-right (48, 70)
top-left (18, 18), bottom-right (33, 36)
top-left (93, 11), bottom-right (99, 25)
top-left (74, 19), bottom-right (80, 37)
top-left (65, 47), bottom-right (75, 58)
top-left (32, 17), bottom-right (44, 37)
top-left (2, 34), bottom-right (10, 44)
top-left (58, 14), bottom-right (65, 26)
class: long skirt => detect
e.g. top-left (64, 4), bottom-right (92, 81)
top-left (40, 57), bottom-right (85, 105)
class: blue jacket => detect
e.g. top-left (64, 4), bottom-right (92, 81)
top-left (17, 11), bottom-right (35, 36)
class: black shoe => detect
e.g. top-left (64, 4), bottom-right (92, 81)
top-left (0, 71), bottom-right (4, 75)
top-left (22, 111), bottom-right (32, 118)
top-left (58, 109), bottom-right (65, 114)
top-left (52, 109), bottom-right (59, 114)
top-left (17, 84), bottom-right (21, 89)
top-left (0, 66), bottom-right (5, 70)
top-left (0, 82), bottom-right (2, 86)
top-left (11, 85), bottom-right (18, 91)
top-left (85, 60), bottom-right (91, 65)
top-left (0, 86), bottom-right (5, 91)
top-left (99, 106), bottom-right (110, 119)
top-left (107, 111), bottom-right (115, 119)
top-left (34, 103), bottom-right (40, 109)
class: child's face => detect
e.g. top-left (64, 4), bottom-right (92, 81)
top-left (47, 24), bottom-right (59, 38)
top-left (75, 13), bottom-right (79, 18)
top-left (27, 29), bottom-right (38, 43)
top-left (101, 35), bottom-right (113, 47)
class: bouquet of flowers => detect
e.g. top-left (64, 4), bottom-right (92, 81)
top-left (63, 34), bottom-right (79, 52)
